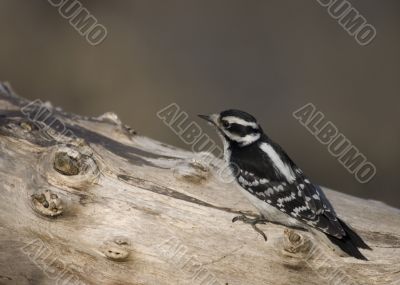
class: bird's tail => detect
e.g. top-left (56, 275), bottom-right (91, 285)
top-left (326, 218), bottom-right (371, 260)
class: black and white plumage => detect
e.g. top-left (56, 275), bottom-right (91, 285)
top-left (199, 109), bottom-right (371, 260)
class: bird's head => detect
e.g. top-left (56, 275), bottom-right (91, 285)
top-left (199, 109), bottom-right (262, 146)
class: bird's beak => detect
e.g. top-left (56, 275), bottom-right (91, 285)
top-left (198, 114), bottom-right (218, 126)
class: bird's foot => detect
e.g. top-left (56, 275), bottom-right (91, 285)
top-left (232, 213), bottom-right (269, 241)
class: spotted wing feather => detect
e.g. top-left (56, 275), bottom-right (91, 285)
top-left (236, 168), bottom-right (345, 238)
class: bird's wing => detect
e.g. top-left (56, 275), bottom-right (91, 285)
top-left (237, 169), bottom-right (346, 238)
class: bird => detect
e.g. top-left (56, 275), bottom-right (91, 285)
top-left (198, 109), bottom-right (371, 260)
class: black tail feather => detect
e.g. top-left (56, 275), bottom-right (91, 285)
top-left (326, 219), bottom-right (371, 260)
top-left (338, 218), bottom-right (371, 250)
top-left (327, 234), bottom-right (368, 260)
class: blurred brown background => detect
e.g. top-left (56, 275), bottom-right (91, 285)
top-left (0, 0), bottom-right (399, 207)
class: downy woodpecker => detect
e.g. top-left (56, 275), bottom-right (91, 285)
top-left (199, 109), bottom-right (371, 260)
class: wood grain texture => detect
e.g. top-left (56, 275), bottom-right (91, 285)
top-left (0, 82), bottom-right (399, 285)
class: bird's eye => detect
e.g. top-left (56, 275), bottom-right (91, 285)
top-left (222, 121), bottom-right (230, 129)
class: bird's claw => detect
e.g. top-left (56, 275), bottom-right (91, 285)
top-left (232, 214), bottom-right (245, 223)
top-left (232, 213), bottom-right (268, 241)
top-left (251, 224), bottom-right (268, 241)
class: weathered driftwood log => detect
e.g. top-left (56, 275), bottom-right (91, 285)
top-left (0, 82), bottom-right (399, 285)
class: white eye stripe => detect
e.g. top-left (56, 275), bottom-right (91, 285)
top-left (223, 131), bottom-right (261, 146)
top-left (223, 116), bottom-right (259, 129)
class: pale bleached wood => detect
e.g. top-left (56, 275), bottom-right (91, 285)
top-left (0, 82), bottom-right (399, 285)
